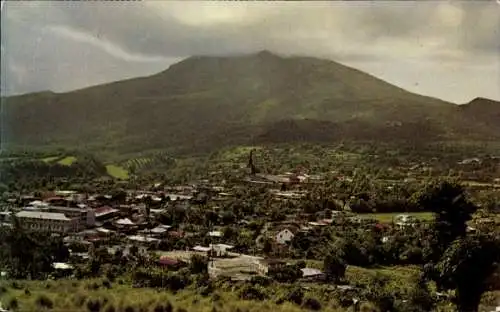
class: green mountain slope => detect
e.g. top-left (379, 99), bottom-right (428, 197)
top-left (2, 51), bottom-right (499, 155)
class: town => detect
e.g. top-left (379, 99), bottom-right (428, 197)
top-left (1, 148), bottom-right (500, 312)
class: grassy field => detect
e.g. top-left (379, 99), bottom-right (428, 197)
top-left (359, 212), bottom-right (435, 223)
top-left (0, 279), bottom-right (339, 312)
top-left (41, 156), bottom-right (61, 163)
top-left (106, 165), bottom-right (129, 180)
top-left (57, 156), bottom-right (77, 166)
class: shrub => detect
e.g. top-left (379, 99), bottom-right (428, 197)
top-left (153, 304), bottom-right (165, 312)
top-left (124, 306), bottom-right (135, 312)
top-left (104, 304), bottom-right (116, 312)
top-left (189, 254), bottom-right (208, 274)
top-left (165, 301), bottom-right (173, 312)
top-left (286, 286), bottom-right (304, 305)
top-left (177, 308), bottom-right (187, 312)
top-left (36, 294), bottom-right (54, 309)
top-left (199, 285), bottom-right (214, 297)
top-left (0, 286), bottom-right (8, 295)
top-left (11, 281), bottom-right (22, 289)
top-left (360, 302), bottom-right (379, 312)
top-left (73, 293), bottom-right (89, 307)
top-left (7, 297), bottom-right (19, 310)
top-left (211, 292), bottom-right (221, 302)
top-left (86, 282), bottom-right (100, 290)
top-left (86, 298), bottom-right (102, 312)
top-left (303, 297), bottom-right (322, 311)
top-left (250, 276), bottom-right (271, 287)
top-left (24, 288), bottom-right (31, 296)
top-left (238, 285), bottom-right (267, 301)
top-left (102, 279), bottom-right (112, 289)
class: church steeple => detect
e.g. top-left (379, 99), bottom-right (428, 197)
top-left (248, 150), bottom-right (257, 175)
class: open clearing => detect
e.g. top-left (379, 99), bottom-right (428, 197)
top-left (106, 164), bottom-right (129, 179)
top-left (41, 156), bottom-right (61, 163)
top-left (57, 156), bottom-right (77, 166)
top-left (359, 212), bottom-right (434, 223)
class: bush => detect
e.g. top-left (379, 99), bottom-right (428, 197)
top-left (85, 282), bottom-right (101, 290)
top-left (286, 286), bottom-right (304, 305)
top-left (153, 304), bottom-right (165, 312)
top-left (24, 288), bottom-right (31, 296)
top-left (104, 305), bottom-right (116, 312)
top-left (250, 276), bottom-right (272, 287)
top-left (303, 297), bottom-right (322, 311)
top-left (189, 254), bottom-right (208, 274)
top-left (102, 279), bottom-right (112, 289)
top-left (212, 292), bottom-right (221, 302)
top-left (86, 298), bottom-right (102, 312)
top-left (360, 302), bottom-right (379, 312)
top-left (165, 301), bottom-right (173, 312)
top-left (0, 286), bottom-right (8, 295)
top-left (73, 293), bottom-right (89, 307)
top-left (124, 306), bottom-right (135, 312)
top-left (36, 294), bottom-right (54, 309)
top-left (238, 285), bottom-right (267, 301)
top-left (6, 297), bottom-right (19, 310)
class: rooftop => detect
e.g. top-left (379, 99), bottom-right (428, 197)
top-left (16, 210), bottom-right (71, 221)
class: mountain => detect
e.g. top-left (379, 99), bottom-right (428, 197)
top-left (457, 97), bottom-right (500, 135)
top-left (2, 51), bottom-right (499, 155)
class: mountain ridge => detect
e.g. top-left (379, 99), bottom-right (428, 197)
top-left (2, 51), bottom-right (499, 155)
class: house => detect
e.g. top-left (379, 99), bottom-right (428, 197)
top-left (144, 225), bottom-right (171, 237)
top-left (52, 262), bottom-right (74, 278)
top-left (300, 268), bottom-right (325, 282)
top-left (254, 258), bottom-right (286, 275)
top-left (157, 256), bottom-right (183, 269)
top-left (394, 214), bottom-right (417, 228)
top-left (94, 206), bottom-right (119, 221)
top-left (46, 206), bottom-right (95, 228)
top-left (275, 228), bottom-right (295, 245)
top-left (127, 235), bottom-right (160, 245)
top-left (15, 211), bottom-right (78, 233)
top-left (208, 231), bottom-right (223, 238)
top-left (193, 246), bottom-right (211, 253)
top-left (114, 218), bottom-right (135, 227)
top-left (209, 243), bottom-right (234, 257)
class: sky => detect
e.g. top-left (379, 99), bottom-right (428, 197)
top-left (1, 1), bottom-right (499, 104)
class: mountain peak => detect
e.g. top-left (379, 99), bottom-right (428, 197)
top-left (467, 97), bottom-right (499, 105)
top-left (255, 50), bottom-right (280, 58)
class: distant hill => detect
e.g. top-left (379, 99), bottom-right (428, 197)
top-left (2, 51), bottom-right (499, 155)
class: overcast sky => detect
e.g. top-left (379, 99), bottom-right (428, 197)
top-left (1, 1), bottom-right (499, 103)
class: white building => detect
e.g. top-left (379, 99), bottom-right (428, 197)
top-left (15, 211), bottom-right (78, 233)
top-left (276, 228), bottom-right (295, 245)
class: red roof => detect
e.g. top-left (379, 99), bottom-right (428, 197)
top-left (168, 231), bottom-right (184, 238)
top-left (45, 196), bottom-right (63, 202)
top-left (158, 257), bottom-right (179, 266)
top-left (94, 206), bottom-right (118, 216)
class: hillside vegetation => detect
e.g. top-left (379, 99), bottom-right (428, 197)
top-left (2, 51), bottom-right (499, 155)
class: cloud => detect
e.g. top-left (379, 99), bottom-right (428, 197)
top-left (1, 1), bottom-right (499, 103)
top-left (46, 25), bottom-right (169, 63)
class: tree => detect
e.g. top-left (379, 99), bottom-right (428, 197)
top-left (189, 254), bottom-right (208, 275)
top-left (269, 264), bottom-right (302, 283)
top-left (416, 181), bottom-right (477, 259)
top-left (323, 253), bottom-right (346, 283)
top-left (406, 274), bottom-right (435, 312)
top-left (431, 234), bottom-right (500, 312)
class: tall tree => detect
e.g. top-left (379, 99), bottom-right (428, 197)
top-left (416, 181), bottom-right (477, 259)
top-left (430, 234), bottom-right (500, 312)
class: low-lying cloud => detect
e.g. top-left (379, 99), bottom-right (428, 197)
top-left (1, 1), bottom-right (499, 103)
